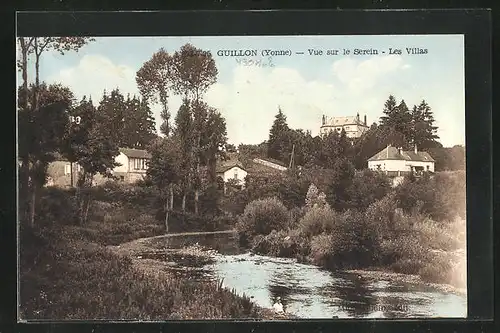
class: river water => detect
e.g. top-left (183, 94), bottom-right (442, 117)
top-left (144, 233), bottom-right (467, 319)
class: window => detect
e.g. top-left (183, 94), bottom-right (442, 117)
top-left (120, 176), bottom-right (125, 181)
top-left (426, 165), bottom-right (430, 171)
top-left (234, 169), bottom-right (238, 179)
top-left (134, 158), bottom-right (148, 170)
top-left (64, 164), bottom-right (71, 175)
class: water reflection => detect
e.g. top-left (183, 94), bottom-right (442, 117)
top-left (147, 234), bottom-right (467, 319)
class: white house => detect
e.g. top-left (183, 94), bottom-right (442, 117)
top-left (112, 148), bottom-right (152, 183)
top-left (367, 145), bottom-right (435, 177)
top-left (46, 147), bottom-right (152, 187)
top-left (216, 160), bottom-right (248, 193)
top-left (320, 113), bottom-right (369, 138)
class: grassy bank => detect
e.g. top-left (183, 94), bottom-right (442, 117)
top-left (19, 186), bottom-right (260, 320)
top-left (234, 172), bottom-right (467, 290)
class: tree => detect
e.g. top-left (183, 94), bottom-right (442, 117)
top-left (268, 107), bottom-right (291, 162)
top-left (411, 100), bottom-right (440, 149)
top-left (171, 43), bottom-right (218, 101)
top-left (147, 137), bottom-right (181, 232)
top-left (169, 44), bottom-right (219, 215)
top-left (16, 37), bottom-right (94, 228)
top-left (136, 48), bottom-right (173, 136)
top-left (18, 83), bottom-right (74, 227)
top-left (379, 95), bottom-right (398, 128)
top-left (60, 96), bottom-right (121, 225)
top-left (122, 95), bottom-right (157, 148)
top-left (379, 96), bottom-right (412, 149)
top-left (225, 143), bottom-right (237, 153)
top-left (174, 99), bottom-right (194, 212)
top-left (96, 89), bottom-right (127, 147)
top-left (201, 109), bottom-right (228, 185)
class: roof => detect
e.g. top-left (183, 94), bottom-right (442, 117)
top-left (119, 148), bottom-right (152, 159)
top-left (216, 159), bottom-right (246, 173)
top-left (245, 160), bottom-right (283, 175)
top-left (368, 146), bottom-right (435, 162)
top-left (322, 115), bottom-right (368, 128)
top-left (253, 157), bottom-right (287, 168)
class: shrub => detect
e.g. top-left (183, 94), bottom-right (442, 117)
top-left (36, 187), bottom-right (77, 226)
top-left (309, 233), bottom-right (335, 266)
top-left (345, 169), bottom-right (392, 211)
top-left (305, 183), bottom-right (329, 209)
top-left (252, 229), bottom-right (310, 258)
top-left (298, 205), bottom-right (338, 237)
top-left (236, 197), bottom-right (290, 245)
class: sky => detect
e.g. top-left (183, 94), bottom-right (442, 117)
top-left (17, 35), bottom-right (465, 147)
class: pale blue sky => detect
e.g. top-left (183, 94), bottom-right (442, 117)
top-left (19, 35), bottom-right (465, 147)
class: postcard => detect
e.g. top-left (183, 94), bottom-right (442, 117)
top-left (17, 34), bottom-right (466, 320)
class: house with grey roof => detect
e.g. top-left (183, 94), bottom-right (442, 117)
top-left (45, 147), bottom-right (152, 187)
top-left (320, 113), bottom-right (369, 138)
top-left (367, 144), bottom-right (435, 178)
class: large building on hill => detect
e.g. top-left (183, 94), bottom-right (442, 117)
top-left (320, 113), bottom-right (369, 138)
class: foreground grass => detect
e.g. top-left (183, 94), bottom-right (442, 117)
top-left (19, 188), bottom-right (260, 320)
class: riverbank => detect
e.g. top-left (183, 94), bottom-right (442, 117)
top-left (18, 186), bottom-right (279, 320)
top-left (108, 235), bottom-right (297, 320)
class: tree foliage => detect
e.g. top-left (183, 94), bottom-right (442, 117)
top-left (136, 48), bottom-right (172, 136)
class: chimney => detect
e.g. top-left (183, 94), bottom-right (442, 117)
top-left (414, 144), bottom-right (418, 154)
top-left (356, 112), bottom-right (360, 122)
top-left (364, 115), bottom-right (367, 125)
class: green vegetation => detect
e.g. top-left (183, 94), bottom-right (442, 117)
top-left (20, 185), bottom-right (258, 320)
top-left (234, 171), bottom-right (466, 288)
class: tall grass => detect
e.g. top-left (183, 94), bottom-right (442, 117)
top-left (20, 186), bottom-right (259, 320)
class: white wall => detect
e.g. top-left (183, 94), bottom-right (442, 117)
top-left (222, 166), bottom-right (248, 185)
top-left (368, 159), bottom-right (434, 172)
top-left (113, 152), bottom-right (129, 173)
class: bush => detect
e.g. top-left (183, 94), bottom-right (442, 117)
top-left (298, 205), bottom-right (338, 237)
top-left (251, 229), bottom-right (310, 258)
top-left (345, 169), bottom-right (392, 211)
top-left (236, 197), bottom-right (290, 245)
top-left (36, 187), bottom-right (77, 226)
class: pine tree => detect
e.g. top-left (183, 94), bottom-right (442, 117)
top-left (268, 107), bottom-right (290, 161)
top-left (379, 95), bottom-right (398, 128)
top-left (96, 88), bottom-right (127, 147)
top-left (417, 100), bottom-right (440, 149)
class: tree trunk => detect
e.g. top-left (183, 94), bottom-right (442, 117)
top-left (18, 38), bottom-right (30, 226)
top-left (33, 38), bottom-right (40, 111)
top-left (181, 192), bottom-right (186, 212)
top-left (164, 202), bottom-right (169, 234)
top-left (70, 162), bottom-right (74, 187)
top-left (81, 174), bottom-right (94, 225)
top-left (194, 189), bottom-right (199, 215)
top-left (169, 184), bottom-right (174, 210)
top-left (29, 179), bottom-right (36, 228)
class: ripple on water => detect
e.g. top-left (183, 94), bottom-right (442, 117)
top-left (150, 235), bottom-right (467, 319)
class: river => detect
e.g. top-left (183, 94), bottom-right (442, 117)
top-left (140, 232), bottom-right (467, 319)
